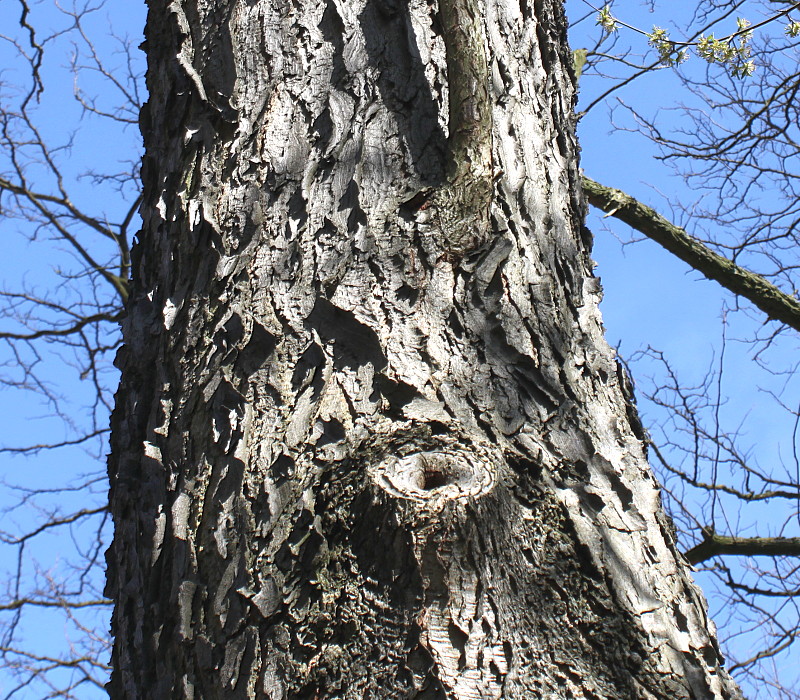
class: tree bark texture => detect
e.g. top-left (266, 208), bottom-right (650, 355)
top-left (107, 0), bottom-right (743, 697)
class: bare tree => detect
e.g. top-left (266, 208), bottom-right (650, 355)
top-left (0, 1), bottom-right (141, 696)
top-left (0, 0), bottom-right (797, 697)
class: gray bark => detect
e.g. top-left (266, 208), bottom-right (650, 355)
top-left (106, 0), bottom-right (743, 697)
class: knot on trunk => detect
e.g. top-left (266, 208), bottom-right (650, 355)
top-left (372, 448), bottom-right (495, 503)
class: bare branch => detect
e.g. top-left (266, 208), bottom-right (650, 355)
top-left (15, 0), bottom-right (44, 110)
top-left (686, 530), bottom-right (800, 564)
top-left (583, 175), bottom-right (800, 331)
top-left (0, 597), bottom-right (109, 612)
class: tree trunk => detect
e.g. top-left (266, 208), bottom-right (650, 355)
top-left (106, 0), bottom-right (743, 697)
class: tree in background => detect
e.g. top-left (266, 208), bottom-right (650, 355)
top-left (0, 1), bottom-right (140, 695)
top-left (0, 0), bottom-right (796, 697)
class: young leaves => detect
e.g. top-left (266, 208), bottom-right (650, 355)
top-left (592, 3), bottom-right (800, 78)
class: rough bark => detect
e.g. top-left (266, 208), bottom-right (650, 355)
top-left (106, 0), bottom-right (743, 697)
